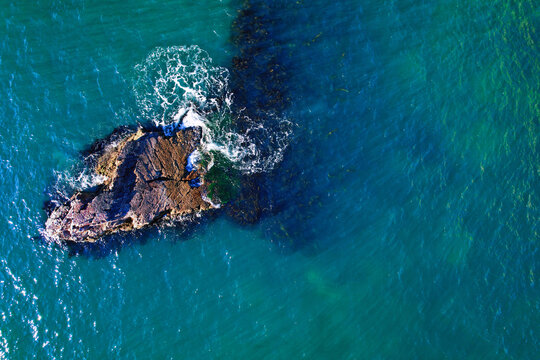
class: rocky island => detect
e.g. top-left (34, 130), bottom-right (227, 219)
top-left (44, 0), bottom-right (291, 244)
top-left (44, 125), bottom-right (216, 242)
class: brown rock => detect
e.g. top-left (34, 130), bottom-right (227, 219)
top-left (45, 127), bottom-right (213, 242)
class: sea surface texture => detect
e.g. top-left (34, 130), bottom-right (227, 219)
top-left (0, 0), bottom-right (538, 358)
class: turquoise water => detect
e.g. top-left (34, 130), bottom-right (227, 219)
top-left (1, 0), bottom-right (538, 358)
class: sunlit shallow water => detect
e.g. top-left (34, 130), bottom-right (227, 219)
top-left (0, 0), bottom-right (538, 358)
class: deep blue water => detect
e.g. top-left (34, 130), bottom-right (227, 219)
top-left (0, 0), bottom-right (538, 358)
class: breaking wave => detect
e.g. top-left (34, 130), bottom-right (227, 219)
top-left (133, 45), bottom-right (291, 174)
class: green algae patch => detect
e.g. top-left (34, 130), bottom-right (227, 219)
top-left (202, 151), bottom-right (241, 205)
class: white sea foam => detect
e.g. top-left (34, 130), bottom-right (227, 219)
top-left (186, 149), bottom-right (201, 172)
top-left (202, 194), bottom-right (221, 209)
top-left (54, 167), bottom-right (107, 193)
top-left (134, 45), bottom-right (229, 124)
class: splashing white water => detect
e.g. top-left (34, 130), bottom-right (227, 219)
top-left (134, 45), bottom-right (291, 174)
top-left (134, 45), bottom-right (230, 123)
top-left (54, 167), bottom-right (107, 193)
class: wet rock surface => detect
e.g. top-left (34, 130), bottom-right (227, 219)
top-left (45, 127), bottom-right (212, 243)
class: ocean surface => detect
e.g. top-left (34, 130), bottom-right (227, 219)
top-left (0, 0), bottom-right (538, 358)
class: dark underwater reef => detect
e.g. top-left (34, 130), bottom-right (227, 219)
top-left (228, 0), bottom-right (321, 251)
top-left (230, 0), bottom-right (290, 118)
top-left (225, 0), bottom-right (293, 226)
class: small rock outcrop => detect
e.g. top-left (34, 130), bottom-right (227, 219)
top-left (45, 127), bottom-right (213, 242)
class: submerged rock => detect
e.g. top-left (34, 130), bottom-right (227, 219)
top-left (45, 126), bottom-right (213, 242)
